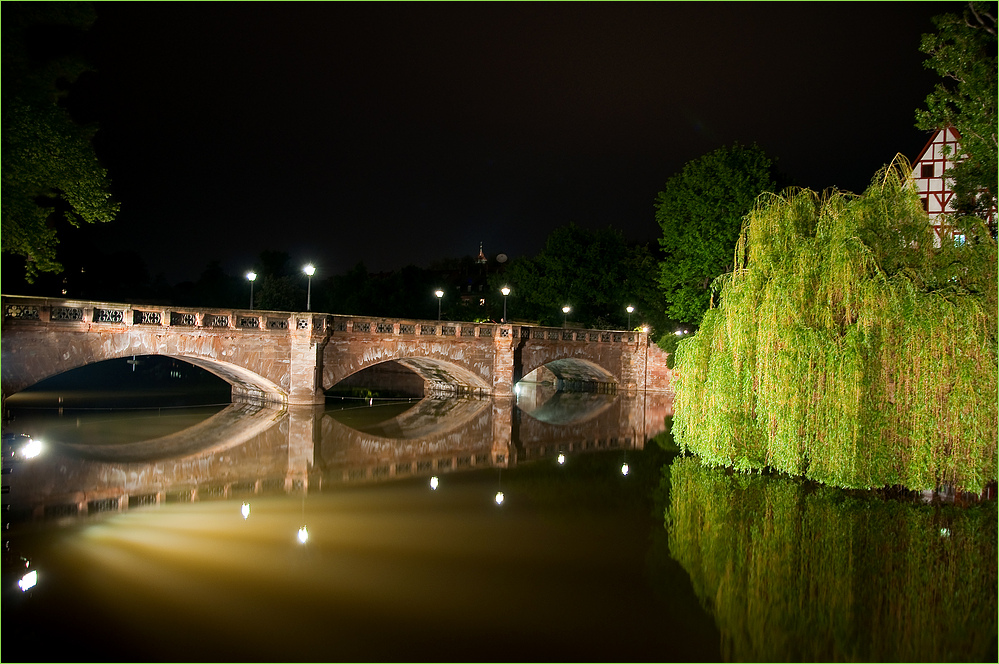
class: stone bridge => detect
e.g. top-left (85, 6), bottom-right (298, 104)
top-left (1, 296), bottom-right (673, 406)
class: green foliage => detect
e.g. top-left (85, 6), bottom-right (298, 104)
top-left (664, 457), bottom-right (997, 662)
top-left (2, 3), bottom-right (118, 282)
top-left (672, 159), bottom-right (997, 492)
top-left (502, 223), bottom-right (667, 330)
top-left (915, 2), bottom-right (997, 225)
top-left (655, 143), bottom-right (781, 325)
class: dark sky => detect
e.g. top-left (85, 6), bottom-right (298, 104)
top-left (73, 1), bottom-right (959, 285)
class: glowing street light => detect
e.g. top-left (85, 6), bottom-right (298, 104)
top-left (435, 289), bottom-right (444, 320)
top-left (626, 305), bottom-right (634, 329)
top-left (246, 272), bottom-right (257, 310)
top-left (501, 286), bottom-right (511, 322)
top-left (303, 264), bottom-right (316, 310)
top-left (562, 305), bottom-right (571, 327)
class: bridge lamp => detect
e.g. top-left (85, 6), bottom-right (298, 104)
top-left (435, 289), bottom-right (444, 320)
top-left (501, 286), bottom-right (511, 322)
top-left (246, 272), bottom-right (257, 310)
top-left (562, 305), bottom-right (571, 327)
top-left (626, 305), bottom-right (634, 329)
top-left (303, 264), bottom-right (316, 311)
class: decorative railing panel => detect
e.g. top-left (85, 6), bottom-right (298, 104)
top-left (133, 310), bottom-right (161, 325)
top-left (376, 322), bottom-right (393, 334)
top-left (93, 308), bottom-right (124, 324)
top-left (4, 304), bottom-right (40, 320)
top-left (399, 324), bottom-right (415, 335)
top-left (170, 312), bottom-right (198, 327)
top-left (52, 306), bottom-right (84, 321)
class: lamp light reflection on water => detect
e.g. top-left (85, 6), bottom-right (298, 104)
top-left (494, 491), bottom-right (504, 505)
top-left (18, 569), bottom-right (37, 592)
top-left (241, 502), bottom-right (250, 519)
top-left (621, 463), bottom-right (630, 476)
top-left (21, 438), bottom-right (43, 459)
top-left (298, 526), bottom-right (309, 544)
top-left (557, 453), bottom-right (565, 465)
top-left (430, 476), bottom-right (439, 490)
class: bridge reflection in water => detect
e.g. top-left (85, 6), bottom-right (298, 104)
top-left (4, 391), bottom-right (673, 521)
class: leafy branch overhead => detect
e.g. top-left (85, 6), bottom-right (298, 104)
top-left (2, 2), bottom-right (118, 282)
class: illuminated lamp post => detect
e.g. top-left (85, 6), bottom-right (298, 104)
top-left (562, 305), bottom-right (571, 327)
top-left (501, 286), bottom-right (511, 322)
top-left (247, 271), bottom-right (257, 310)
top-left (435, 289), bottom-right (444, 320)
top-left (626, 305), bottom-right (634, 329)
top-left (303, 264), bottom-right (316, 311)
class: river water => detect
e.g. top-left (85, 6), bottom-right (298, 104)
top-left (2, 375), bottom-right (995, 662)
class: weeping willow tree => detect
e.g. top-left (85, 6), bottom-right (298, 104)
top-left (672, 157), bottom-right (997, 492)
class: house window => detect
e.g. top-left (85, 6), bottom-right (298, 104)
top-left (920, 164), bottom-right (934, 178)
top-left (954, 233), bottom-right (966, 247)
top-left (921, 197), bottom-right (929, 212)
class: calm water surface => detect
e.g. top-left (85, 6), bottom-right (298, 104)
top-left (2, 383), bottom-right (995, 662)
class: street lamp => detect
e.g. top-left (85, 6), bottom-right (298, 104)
top-left (626, 305), bottom-right (634, 329)
top-left (435, 289), bottom-right (444, 320)
top-left (246, 271), bottom-right (256, 310)
top-left (562, 305), bottom-right (571, 327)
top-left (501, 286), bottom-right (510, 322)
top-left (303, 264), bottom-right (316, 311)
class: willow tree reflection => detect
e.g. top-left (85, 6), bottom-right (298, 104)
top-left (665, 457), bottom-right (997, 662)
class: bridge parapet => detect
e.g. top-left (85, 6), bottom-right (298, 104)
top-left (2, 296), bottom-right (331, 335)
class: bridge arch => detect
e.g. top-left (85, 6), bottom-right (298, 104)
top-left (520, 357), bottom-right (618, 391)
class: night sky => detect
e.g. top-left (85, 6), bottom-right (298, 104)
top-left (61, 1), bottom-right (959, 285)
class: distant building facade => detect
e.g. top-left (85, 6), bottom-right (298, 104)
top-left (911, 126), bottom-right (996, 245)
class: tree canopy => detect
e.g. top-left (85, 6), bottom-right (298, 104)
top-left (915, 1), bottom-right (997, 228)
top-left (655, 143), bottom-right (781, 325)
top-left (2, 2), bottom-right (118, 282)
top-left (672, 159), bottom-right (997, 492)
top-left (501, 223), bottom-right (667, 332)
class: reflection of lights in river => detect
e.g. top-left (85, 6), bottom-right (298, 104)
top-left (557, 453), bottom-right (565, 465)
top-left (621, 463), bottom-right (630, 476)
top-left (18, 569), bottom-right (37, 592)
top-left (298, 526), bottom-right (309, 544)
top-left (430, 476), bottom-right (439, 490)
top-left (21, 437), bottom-right (43, 459)
top-left (241, 502), bottom-right (251, 519)
top-left (494, 491), bottom-right (504, 505)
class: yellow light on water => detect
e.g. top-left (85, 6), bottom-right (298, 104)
top-left (297, 526), bottom-right (309, 544)
top-left (241, 502), bottom-right (250, 520)
top-left (557, 453), bottom-right (565, 465)
top-left (18, 570), bottom-right (37, 592)
top-left (621, 463), bottom-right (630, 476)
top-left (20, 438), bottom-right (42, 459)
top-left (430, 476), bottom-right (439, 490)
top-left (494, 491), bottom-right (504, 505)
